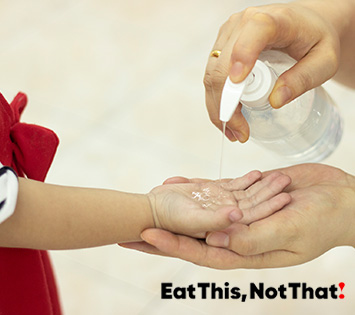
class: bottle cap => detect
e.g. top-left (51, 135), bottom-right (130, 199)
top-left (219, 60), bottom-right (277, 122)
top-left (241, 60), bottom-right (276, 107)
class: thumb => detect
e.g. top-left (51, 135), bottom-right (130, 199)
top-left (163, 176), bottom-right (190, 185)
top-left (181, 206), bottom-right (243, 238)
top-left (269, 43), bottom-right (339, 108)
top-left (163, 177), bottom-right (217, 185)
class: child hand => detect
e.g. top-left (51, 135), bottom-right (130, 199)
top-left (147, 170), bottom-right (291, 239)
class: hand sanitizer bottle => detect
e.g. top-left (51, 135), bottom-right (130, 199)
top-left (219, 50), bottom-right (343, 163)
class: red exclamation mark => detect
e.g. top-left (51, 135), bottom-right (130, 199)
top-left (339, 282), bottom-right (345, 299)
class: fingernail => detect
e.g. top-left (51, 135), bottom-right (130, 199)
top-left (271, 86), bottom-right (292, 108)
top-left (229, 209), bottom-right (243, 222)
top-left (230, 61), bottom-right (244, 82)
top-left (226, 128), bottom-right (238, 142)
top-left (207, 232), bottom-right (229, 247)
top-left (233, 130), bottom-right (248, 143)
top-left (140, 233), bottom-right (151, 244)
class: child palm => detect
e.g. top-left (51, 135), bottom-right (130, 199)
top-left (148, 170), bottom-right (291, 238)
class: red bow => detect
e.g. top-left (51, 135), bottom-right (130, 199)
top-left (0, 92), bottom-right (59, 181)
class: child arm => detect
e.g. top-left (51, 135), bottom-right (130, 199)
top-left (0, 178), bottom-right (154, 249)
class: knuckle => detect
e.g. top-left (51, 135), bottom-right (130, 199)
top-left (245, 206), bottom-right (258, 223)
top-left (252, 12), bottom-right (277, 36)
top-left (241, 7), bottom-right (259, 20)
top-left (203, 72), bottom-right (213, 90)
top-left (325, 47), bottom-right (339, 76)
top-left (249, 194), bottom-right (259, 207)
top-left (227, 12), bottom-right (241, 25)
top-left (242, 7), bottom-right (274, 24)
top-left (203, 68), bottom-right (228, 90)
top-left (266, 171), bottom-right (282, 180)
top-left (235, 237), bottom-right (258, 255)
top-left (240, 4), bottom-right (291, 26)
top-left (297, 69), bottom-right (315, 92)
top-left (242, 6), bottom-right (289, 39)
top-left (271, 170), bottom-right (283, 176)
top-left (272, 5), bottom-right (293, 19)
top-left (232, 190), bottom-right (244, 201)
top-left (252, 12), bottom-right (274, 24)
top-left (220, 12), bottom-right (241, 37)
top-left (236, 198), bottom-right (250, 210)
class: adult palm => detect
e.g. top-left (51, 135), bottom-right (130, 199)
top-left (122, 164), bottom-right (355, 269)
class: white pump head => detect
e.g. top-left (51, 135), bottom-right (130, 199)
top-left (219, 60), bottom-right (277, 122)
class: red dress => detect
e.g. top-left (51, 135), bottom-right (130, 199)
top-left (0, 92), bottom-right (61, 314)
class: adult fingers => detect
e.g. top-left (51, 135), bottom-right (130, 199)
top-left (118, 241), bottom-right (168, 256)
top-left (260, 163), bottom-right (330, 191)
top-left (206, 210), bottom-right (297, 256)
top-left (141, 228), bottom-right (300, 269)
top-left (209, 29), bottom-right (250, 143)
top-left (220, 9), bottom-right (288, 138)
top-left (222, 170), bottom-right (262, 191)
top-left (232, 171), bottom-right (286, 200)
top-left (229, 9), bottom-right (282, 83)
top-left (270, 41), bottom-right (339, 108)
top-left (141, 228), bottom-right (240, 269)
top-left (204, 14), bottom-right (248, 141)
top-left (237, 172), bottom-right (291, 208)
top-left (225, 104), bottom-right (250, 142)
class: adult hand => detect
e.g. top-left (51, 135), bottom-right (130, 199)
top-left (123, 164), bottom-right (355, 269)
top-left (205, 0), bottom-right (349, 142)
top-left (147, 170), bottom-right (291, 239)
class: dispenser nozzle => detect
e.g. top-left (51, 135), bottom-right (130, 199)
top-left (219, 73), bottom-right (252, 122)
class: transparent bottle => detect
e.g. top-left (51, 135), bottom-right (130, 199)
top-left (221, 50), bottom-right (343, 163)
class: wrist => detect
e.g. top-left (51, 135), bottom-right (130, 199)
top-left (111, 191), bottom-right (156, 243)
top-left (146, 192), bottom-right (160, 229)
top-left (136, 193), bottom-right (156, 236)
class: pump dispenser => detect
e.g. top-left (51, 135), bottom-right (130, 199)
top-left (219, 60), bottom-right (277, 122)
top-left (219, 51), bottom-right (343, 163)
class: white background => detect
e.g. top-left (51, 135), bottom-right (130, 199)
top-left (0, 0), bottom-right (354, 314)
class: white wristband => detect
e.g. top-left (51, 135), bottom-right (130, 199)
top-left (0, 164), bottom-right (19, 224)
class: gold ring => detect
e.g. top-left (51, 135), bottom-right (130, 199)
top-left (210, 50), bottom-right (221, 58)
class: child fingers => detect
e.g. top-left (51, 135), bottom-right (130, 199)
top-left (222, 170), bottom-right (262, 191)
top-left (238, 192), bottom-right (292, 225)
top-left (237, 172), bottom-right (291, 208)
top-left (243, 171), bottom-right (284, 197)
top-left (207, 217), bottom-right (292, 257)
